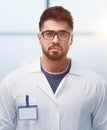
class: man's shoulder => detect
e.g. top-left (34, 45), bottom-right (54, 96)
top-left (2, 58), bottom-right (41, 82)
top-left (71, 60), bottom-right (106, 83)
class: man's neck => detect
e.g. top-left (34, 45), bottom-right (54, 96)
top-left (41, 56), bottom-right (69, 73)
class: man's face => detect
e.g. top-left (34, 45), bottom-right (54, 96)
top-left (38, 20), bottom-right (73, 61)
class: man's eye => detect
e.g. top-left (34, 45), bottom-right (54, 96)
top-left (60, 32), bottom-right (67, 37)
top-left (45, 32), bottom-right (53, 37)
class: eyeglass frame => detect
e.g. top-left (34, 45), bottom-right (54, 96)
top-left (40, 30), bottom-right (71, 41)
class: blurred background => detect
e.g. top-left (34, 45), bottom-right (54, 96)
top-left (0, 0), bottom-right (107, 81)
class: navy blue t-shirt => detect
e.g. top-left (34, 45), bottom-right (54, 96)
top-left (41, 59), bottom-right (71, 93)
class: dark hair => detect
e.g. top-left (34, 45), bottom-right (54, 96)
top-left (39, 6), bottom-right (74, 31)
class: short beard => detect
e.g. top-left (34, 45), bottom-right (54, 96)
top-left (42, 46), bottom-right (67, 61)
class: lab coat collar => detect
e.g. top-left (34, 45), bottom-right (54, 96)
top-left (28, 57), bottom-right (41, 73)
top-left (29, 58), bottom-right (56, 102)
top-left (69, 60), bottom-right (83, 76)
top-left (28, 57), bottom-right (82, 102)
top-left (29, 57), bottom-right (82, 77)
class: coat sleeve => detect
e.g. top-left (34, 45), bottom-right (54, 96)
top-left (93, 78), bottom-right (107, 130)
top-left (0, 77), bottom-right (17, 130)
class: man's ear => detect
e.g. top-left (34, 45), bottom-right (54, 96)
top-left (38, 33), bottom-right (42, 44)
top-left (70, 34), bottom-right (73, 45)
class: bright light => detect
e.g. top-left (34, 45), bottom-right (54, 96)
top-left (97, 18), bottom-right (107, 35)
top-left (95, 13), bottom-right (107, 36)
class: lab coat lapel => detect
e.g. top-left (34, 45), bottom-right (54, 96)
top-left (35, 73), bottom-right (56, 102)
top-left (29, 58), bottom-right (82, 101)
top-left (29, 58), bottom-right (56, 102)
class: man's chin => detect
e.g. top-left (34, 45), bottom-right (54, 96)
top-left (48, 54), bottom-right (63, 61)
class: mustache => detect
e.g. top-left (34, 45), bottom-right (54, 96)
top-left (49, 45), bottom-right (62, 50)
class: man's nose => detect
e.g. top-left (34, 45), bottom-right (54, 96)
top-left (52, 34), bottom-right (59, 43)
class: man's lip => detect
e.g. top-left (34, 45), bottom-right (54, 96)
top-left (50, 46), bottom-right (61, 50)
top-left (51, 48), bottom-right (59, 50)
top-left (49, 48), bottom-right (61, 52)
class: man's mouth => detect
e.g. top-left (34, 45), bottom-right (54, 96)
top-left (49, 46), bottom-right (62, 51)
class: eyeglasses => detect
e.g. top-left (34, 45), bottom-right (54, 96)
top-left (41, 30), bottom-right (70, 41)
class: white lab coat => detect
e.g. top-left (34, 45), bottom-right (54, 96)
top-left (0, 58), bottom-right (107, 130)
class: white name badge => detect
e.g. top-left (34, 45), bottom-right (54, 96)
top-left (18, 105), bottom-right (38, 120)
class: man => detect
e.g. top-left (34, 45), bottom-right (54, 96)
top-left (0, 6), bottom-right (107, 130)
